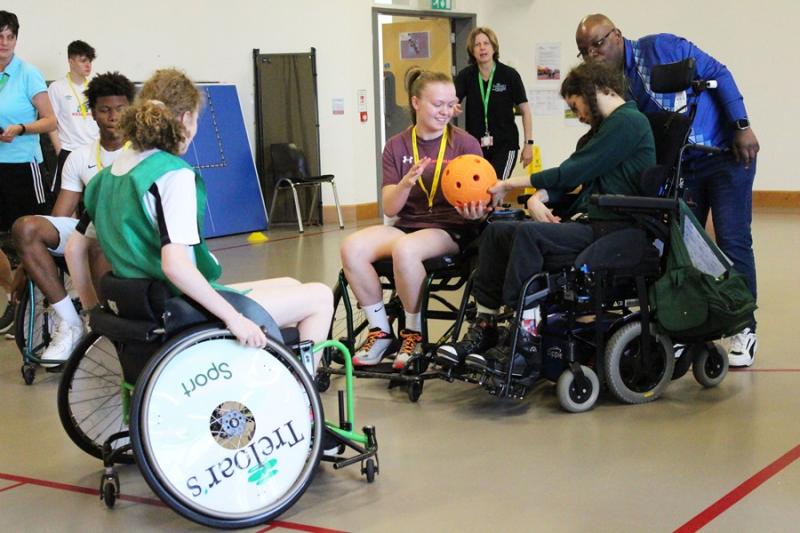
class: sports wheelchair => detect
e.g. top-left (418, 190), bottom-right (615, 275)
top-left (441, 58), bottom-right (731, 412)
top-left (57, 274), bottom-right (378, 529)
top-left (0, 232), bottom-right (78, 384)
top-left (320, 209), bottom-right (525, 402)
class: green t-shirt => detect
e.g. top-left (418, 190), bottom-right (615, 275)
top-left (531, 101), bottom-right (656, 220)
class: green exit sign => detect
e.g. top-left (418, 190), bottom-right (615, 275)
top-left (431, 0), bottom-right (452, 10)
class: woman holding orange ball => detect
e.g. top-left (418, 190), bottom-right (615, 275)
top-left (339, 69), bottom-right (483, 370)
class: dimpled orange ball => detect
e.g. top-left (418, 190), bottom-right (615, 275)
top-left (441, 155), bottom-right (498, 208)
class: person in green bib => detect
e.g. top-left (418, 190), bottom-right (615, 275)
top-left (66, 68), bottom-right (332, 359)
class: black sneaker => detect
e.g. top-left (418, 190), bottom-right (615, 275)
top-left (436, 314), bottom-right (498, 367)
top-left (466, 328), bottom-right (541, 378)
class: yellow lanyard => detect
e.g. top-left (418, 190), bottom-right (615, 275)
top-left (95, 140), bottom-right (131, 170)
top-left (411, 126), bottom-right (448, 209)
top-left (66, 74), bottom-right (89, 118)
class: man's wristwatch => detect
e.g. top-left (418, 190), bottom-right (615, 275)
top-left (733, 118), bottom-right (750, 131)
top-left (526, 139), bottom-right (535, 145)
top-left (18, 123), bottom-right (26, 135)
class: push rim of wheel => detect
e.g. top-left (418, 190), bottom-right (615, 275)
top-left (134, 330), bottom-right (323, 524)
top-left (58, 333), bottom-right (132, 461)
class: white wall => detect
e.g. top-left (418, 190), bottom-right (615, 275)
top-left (483, 0), bottom-right (794, 191)
top-left (5, 0), bottom-right (794, 215)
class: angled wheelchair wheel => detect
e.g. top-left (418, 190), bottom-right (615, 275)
top-left (57, 332), bottom-right (134, 463)
top-left (692, 342), bottom-right (728, 388)
top-left (604, 321), bottom-right (675, 404)
top-left (130, 326), bottom-right (324, 529)
top-left (14, 282), bottom-right (55, 358)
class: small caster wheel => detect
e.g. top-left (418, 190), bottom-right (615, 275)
top-left (99, 472), bottom-right (120, 509)
top-left (21, 364), bottom-right (35, 385)
top-left (361, 458), bottom-right (377, 483)
top-left (692, 342), bottom-right (728, 388)
top-left (407, 380), bottom-right (423, 402)
top-left (315, 372), bottom-right (331, 393)
top-left (556, 365), bottom-right (599, 413)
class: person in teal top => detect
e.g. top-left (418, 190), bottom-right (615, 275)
top-left (0, 10), bottom-right (57, 231)
top-left (66, 69), bottom-right (332, 362)
top-left (437, 61), bottom-right (656, 376)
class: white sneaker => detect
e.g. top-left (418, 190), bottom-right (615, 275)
top-left (728, 328), bottom-right (757, 368)
top-left (352, 328), bottom-right (394, 366)
top-left (40, 322), bottom-right (85, 367)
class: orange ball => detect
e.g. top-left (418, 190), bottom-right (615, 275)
top-left (441, 155), bottom-right (498, 208)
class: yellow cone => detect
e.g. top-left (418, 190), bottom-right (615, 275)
top-left (247, 231), bottom-right (269, 244)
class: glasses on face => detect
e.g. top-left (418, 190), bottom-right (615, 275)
top-left (577, 29), bottom-right (615, 59)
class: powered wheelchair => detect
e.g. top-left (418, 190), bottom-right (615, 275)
top-left (439, 58), bottom-right (734, 412)
top-left (57, 274), bottom-right (378, 529)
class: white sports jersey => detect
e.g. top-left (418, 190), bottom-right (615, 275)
top-left (48, 77), bottom-right (99, 151)
top-left (61, 139), bottom-right (125, 193)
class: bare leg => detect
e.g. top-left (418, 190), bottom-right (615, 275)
top-left (340, 225), bottom-right (406, 306)
top-left (392, 228), bottom-right (459, 313)
top-left (228, 278), bottom-right (334, 365)
top-left (12, 216), bottom-right (67, 303)
top-left (0, 249), bottom-right (12, 294)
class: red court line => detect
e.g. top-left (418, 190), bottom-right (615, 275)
top-left (674, 443), bottom-right (800, 532)
top-left (0, 482), bottom-right (25, 493)
top-left (0, 472), bottom-right (347, 532)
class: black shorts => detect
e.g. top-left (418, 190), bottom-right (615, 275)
top-left (394, 224), bottom-right (480, 253)
top-left (0, 162), bottom-right (50, 231)
top-left (51, 148), bottom-right (72, 195)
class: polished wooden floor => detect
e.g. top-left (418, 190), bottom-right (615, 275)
top-left (0, 208), bottom-right (797, 532)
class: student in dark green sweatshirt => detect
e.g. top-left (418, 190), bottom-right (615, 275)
top-left (437, 61), bottom-right (656, 375)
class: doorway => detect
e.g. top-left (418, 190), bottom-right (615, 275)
top-left (371, 7), bottom-right (475, 212)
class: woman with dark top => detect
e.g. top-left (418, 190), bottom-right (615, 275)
top-left (454, 27), bottom-right (534, 180)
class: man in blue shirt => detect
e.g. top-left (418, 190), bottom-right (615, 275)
top-left (576, 14), bottom-right (759, 368)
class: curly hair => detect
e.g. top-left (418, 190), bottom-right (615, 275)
top-left (120, 68), bottom-right (203, 154)
top-left (466, 27), bottom-right (500, 64)
top-left (85, 71), bottom-right (134, 112)
top-left (560, 62), bottom-right (626, 127)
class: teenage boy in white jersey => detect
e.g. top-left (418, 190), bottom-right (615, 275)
top-left (12, 72), bottom-right (135, 364)
top-left (47, 40), bottom-right (99, 194)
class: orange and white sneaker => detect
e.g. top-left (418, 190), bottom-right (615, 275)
top-left (352, 328), bottom-right (394, 366)
top-left (392, 329), bottom-right (423, 370)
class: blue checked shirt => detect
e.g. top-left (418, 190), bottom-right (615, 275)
top-left (624, 34), bottom-right (748, 152)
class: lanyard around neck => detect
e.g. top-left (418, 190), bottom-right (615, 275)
top-left (477, 64), bottom-right (496, 134)
top-left (95, 140), bottom-right (130, 170)
top-left (411, 126), bottom-right (448, 209)
top-left (66, 74), bottom-right (89, 118)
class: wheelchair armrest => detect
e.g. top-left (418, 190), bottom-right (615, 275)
top-left (591, 194), bottom-right (677, 212)
top-left (686, 144), bottom-right (724, 155)
top-left (89, 307), bottom-right (163, 343)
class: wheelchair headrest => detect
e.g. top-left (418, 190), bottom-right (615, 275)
top-left (100, 273), bottom-right (171, 322)
top-left (651, 58), bottom-right (696, 93)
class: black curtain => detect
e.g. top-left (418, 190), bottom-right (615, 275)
top-left (254, 49), bottom-right (321, 224)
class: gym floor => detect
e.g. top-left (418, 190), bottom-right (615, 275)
top-left (0, 207), bottom-right (798, 532)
